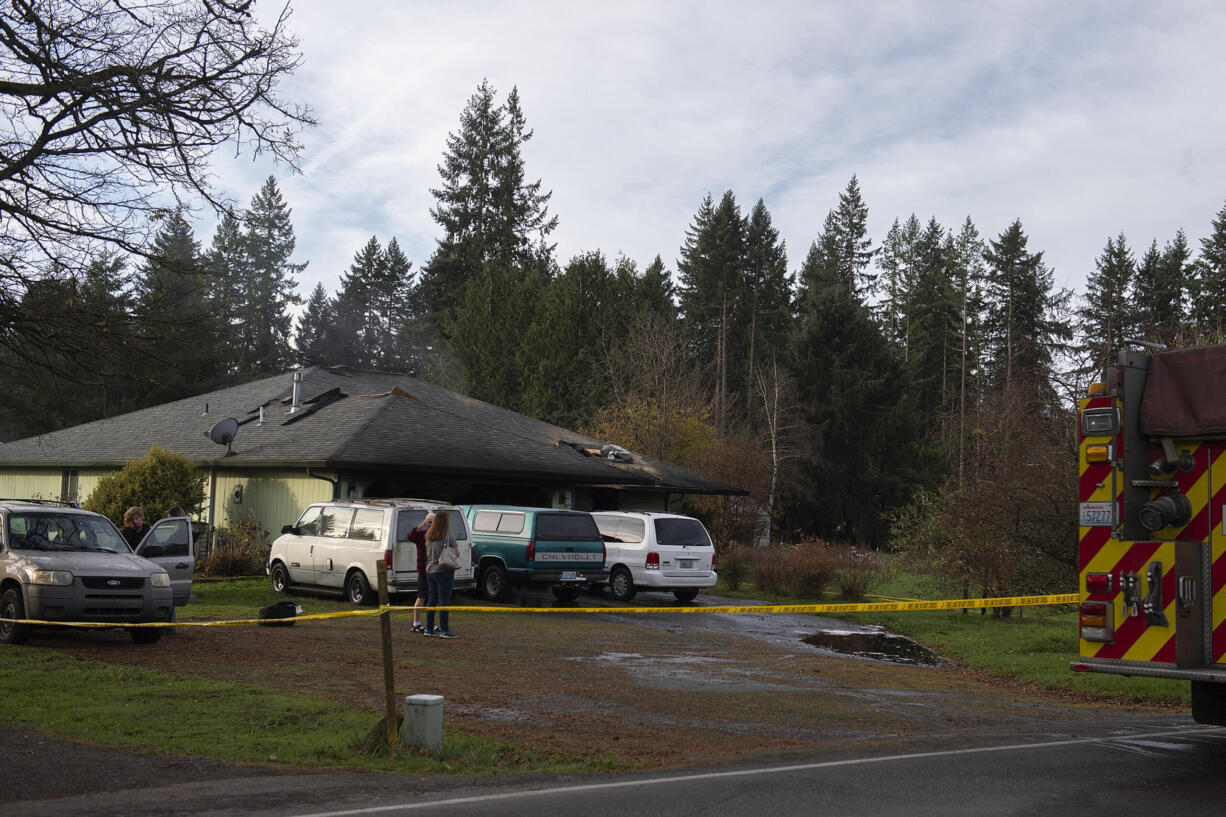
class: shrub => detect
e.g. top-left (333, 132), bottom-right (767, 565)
top-left (84, 445), bottom-right (205, 528)
top-left (716, 542), bottom-right (753, 591)
top-left (785, 539), bottom-right (834, 599)
top-left (829, 544), bottom-right (885, 600)
top-left (751, 546), bottom-right (791, 595)
top-left (201, 516), bottom-right (269, 577)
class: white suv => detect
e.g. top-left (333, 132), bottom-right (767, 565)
top-left (267, 498), bottom-right (475, 605)
top-left (592, 511), bottom-right (717, 602)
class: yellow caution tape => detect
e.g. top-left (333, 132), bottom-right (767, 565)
top-left (10, 593), bottom-right (1079, 629)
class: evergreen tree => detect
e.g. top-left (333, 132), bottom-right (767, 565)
top-left (418, 81), bottom-right (556, 338)
top-left (949, 217), bottom-right (988, 483)
top-left (521, 251), bottom-right (631, 427)
top-left (1079, 233), bottom-right (1136, 372)
top-left (294, 283), bottom-right (336, 366)
top-left (981, 220), bottom-right (1071, 412)
top-left (201, 210), bottom-right (249, 371)
top-left (239, 176), bottom-right (304, 376)
top-left (676, 191), bottom-right (747, 428)
top-left (787, 235), bottom-right (929, 547)
top-left (1156, 230), bottom-right (1191, 345)
top-left (1191, 201), bottom-right (1226, 341)
top-left (633, 255), bottom-right (679, 319)
top-left (906, 217), bottom-right (960, 422)
top-left (741, 199), bottom-right (794, 405)
top-left (874, 214), bottom-right (922, 352)
top-left (134, 211), bottom-right (225, 404)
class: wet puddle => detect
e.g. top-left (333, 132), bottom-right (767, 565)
top-left (803, 628), bottom-right (948, 666)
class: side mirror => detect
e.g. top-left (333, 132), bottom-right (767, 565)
top-left (141, 543), bottom-right (166, 558)
top-left (281, 524), bottom-right (299, 535)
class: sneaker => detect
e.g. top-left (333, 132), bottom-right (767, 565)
top-left (423, 628), bottom-right (439, 637)
top-left (411, 623), bottom-right (425, 634)
top-left (438, 631), bottom-right (458, 639)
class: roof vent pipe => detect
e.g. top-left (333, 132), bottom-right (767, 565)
top-left (258, 405), bottom-right (265, 425)
top-left (290, 371), bottom-right (303, 413)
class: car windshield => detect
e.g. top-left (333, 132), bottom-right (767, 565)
top-left (7, 511), bottom-right (130, 553)
top-left (654, 518), bottom-right (712, 547)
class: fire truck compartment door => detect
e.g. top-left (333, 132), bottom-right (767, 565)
top-left (1175, 541), bottom-right (1208, 669)
top-left (1212, 446), bottom-right (1226, 666)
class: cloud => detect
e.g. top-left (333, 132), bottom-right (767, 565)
top-left (200, 0), bottom-right (1226, 305)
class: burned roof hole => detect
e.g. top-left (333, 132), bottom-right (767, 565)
top-left (803, 630), bottom-right (948, 667)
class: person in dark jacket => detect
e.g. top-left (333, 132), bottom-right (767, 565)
top-left (121, 506), bottom-right (150, 549)
top-left (404, 514), bottom-right (432, 633)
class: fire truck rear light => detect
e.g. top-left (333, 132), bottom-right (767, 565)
top-left (1085, 573), bottom-right (1113, 593)
top-left (1079, 601), bottom-right (1113, 642)
top-left (1087, 382), bottom-right (1108, 397)
top-left (1085, 444), bottom-right (1112, 464)
top-left (1081, 407), bottom-right (1118, 436)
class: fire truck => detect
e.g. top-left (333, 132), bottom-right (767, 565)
top-left (1075, 343), bottom-right (1226, 724)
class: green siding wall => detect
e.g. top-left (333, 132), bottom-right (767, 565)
top-left (207, 469), bottom-right (333, 541)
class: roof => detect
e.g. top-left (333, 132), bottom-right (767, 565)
top-left (0, 367), bottom-right (743, 496)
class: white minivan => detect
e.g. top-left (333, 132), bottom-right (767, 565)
top-left (591, 511), bottom-right (717, 602)
top-left (267, 499), bottom-right (474, 605)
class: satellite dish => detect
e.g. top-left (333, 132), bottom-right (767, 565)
top-left (207, 417), bottom-right (239, 455)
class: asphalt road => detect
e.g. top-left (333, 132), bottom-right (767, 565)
top-left (10, 719), bottom-right (1226, 817)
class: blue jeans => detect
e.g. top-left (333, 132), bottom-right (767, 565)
top-left (426, 570), bottom-right (455, 633)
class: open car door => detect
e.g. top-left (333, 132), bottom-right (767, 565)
top-left (136, 517), bottom-right (195, 607)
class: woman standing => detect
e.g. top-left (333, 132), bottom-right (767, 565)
top-left (404, 515), bottom-right (431, 633)
top-left (424, 511), bottom-right (460, 638)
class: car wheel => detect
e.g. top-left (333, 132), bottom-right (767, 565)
top-left (128, 626), bottom-right (162, 644)
top-left (552, 585), bottom-right (582, 603)
top-left (0, 587), bottom-right (31, 645)
top-left (609, 567), bottom-right (637, 602)
top-left (673, 588), bottom-right (700, 602)
top-left (346, 570), bottom-right (374, 606)
top-left (270, 562), bottom-right (291, 594)
top-left (480, 564), bottom-right (510, 602)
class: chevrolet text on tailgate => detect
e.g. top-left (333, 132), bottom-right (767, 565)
top-left (1075, 343), bottom-right (1226, 725)
top-left (461, 505), bottom-right (607, 602)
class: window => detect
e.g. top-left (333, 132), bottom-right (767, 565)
top-left (536, 513), bottom-right (599, 541)
top-left (397, 510), bottom-right (428, 540)
top-left (444, 509), bottom-right (467, 540)
top-left (146, 519), bottom-right (191, 557)
top-left (496, 512), bottom-right (525, 534)
top-left (596, 517), bottom-right (644, 544)
top-left (60, 469), bottom-right (79, 503)
top-left (349, 509), bottom-right (383, 541)
top-left (654, 518), bottom-right (712, 547)
top-left (473, 510), bottom-right (524, 534)
top-left (296, 506), bottom-right (322, 535)
top-left (319, 507), bottom-right (352, 539)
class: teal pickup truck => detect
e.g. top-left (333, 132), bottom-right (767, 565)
top-left (460, 505), bottom-right (607, 602)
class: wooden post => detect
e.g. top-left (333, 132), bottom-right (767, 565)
top-left (377, 561), bottom-right (397, 753)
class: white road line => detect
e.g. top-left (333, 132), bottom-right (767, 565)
top-left (290, 726), bottom-right (1226, 817)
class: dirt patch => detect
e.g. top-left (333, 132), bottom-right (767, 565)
top-left (18, 593), bottom-right (1171, 770)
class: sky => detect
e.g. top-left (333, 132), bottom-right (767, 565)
top-left (205, 0), bottom-right (1226, 306)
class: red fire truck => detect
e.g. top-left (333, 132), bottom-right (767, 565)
top-left (1075, 343), bottom-right (1226, 724)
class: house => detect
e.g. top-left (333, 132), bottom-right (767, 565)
top-left (0, 367), bottom-right (743, 539)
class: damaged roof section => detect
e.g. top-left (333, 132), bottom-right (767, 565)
top-left (0, 367), bottom-right (742, 496)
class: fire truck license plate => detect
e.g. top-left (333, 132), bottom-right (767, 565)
top-left (1079, 502), bottom-right (1114, 526)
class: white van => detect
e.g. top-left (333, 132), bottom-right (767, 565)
top-left (267, 499), bottom-right (474, 605)
top-left (591, 511), bottom-right (717, 602)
